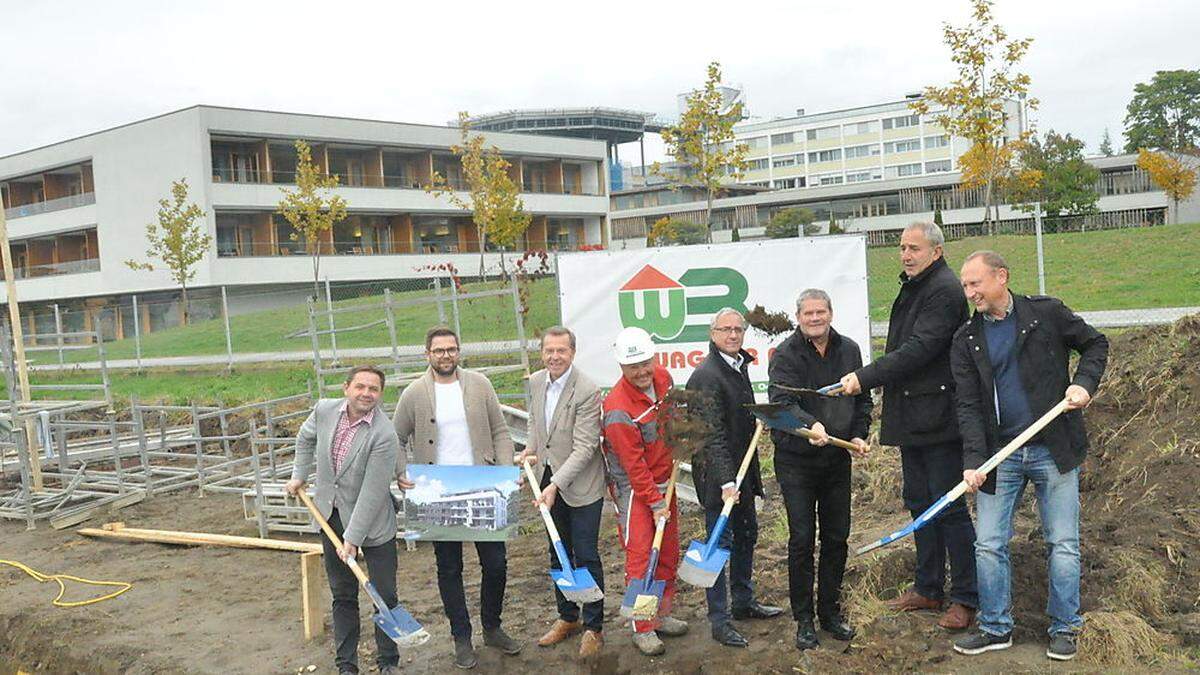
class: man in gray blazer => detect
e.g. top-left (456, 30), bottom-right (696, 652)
top-left (285, 365), bottom-right (401, 675)
top-left (514, 326), bottom-right (606, 659)
top-left (394, 327), bottom-right (519, 670)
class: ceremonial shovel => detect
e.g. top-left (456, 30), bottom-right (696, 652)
top-left (521, 458), bottom-right (605, 604)
top-left (744, 402), bottom-right (866, 453)
top-left (855, 397), bottom-right (1072, 555)
top-left (620, 460), bottom-right (681, 621)
top-left (678, 421), bottom-right (765, 588)
top-left (297, 488), bottom-right (430, 647)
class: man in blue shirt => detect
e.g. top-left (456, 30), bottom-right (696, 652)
top-left (949, 251), bottom-right (1108, 663)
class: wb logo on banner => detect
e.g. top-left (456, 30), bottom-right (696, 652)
top-left (617, 265), bottom-right (748, 344)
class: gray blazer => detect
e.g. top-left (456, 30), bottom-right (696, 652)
top-left (393, 367), bottom-right (514, 475)
top-left (528, 367), bottom-right (606, 507)
top-left (290, 399), bottom-right (400, 548)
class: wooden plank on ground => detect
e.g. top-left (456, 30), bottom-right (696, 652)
top-left (78, 523), bottom-right (323, 553)
top-left (301, 551), bottom-right (326, 640)
top-left (50, 491), bottom-right (148, 530)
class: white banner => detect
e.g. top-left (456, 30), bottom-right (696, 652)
top-left (558, 236), bottom-right (871, 395)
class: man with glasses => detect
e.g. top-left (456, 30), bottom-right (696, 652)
top-left (685, 308), bottom-right (784, 648)
top-left (394, 327), bottom-right (519, 669)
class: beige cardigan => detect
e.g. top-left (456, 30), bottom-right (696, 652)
top-left (393, 367), bottom-right (514, 475)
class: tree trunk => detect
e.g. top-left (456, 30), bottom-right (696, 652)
top-left (705, 189), bottom-right (715, 243)
top-left (180, 283), bottom-right (190, 326)
top-left (477, 225), bottom-right (486, 278)
top-left (984, 177), bottom-right (996, 237)
top-left (311, 248), bottom-right (321, 300)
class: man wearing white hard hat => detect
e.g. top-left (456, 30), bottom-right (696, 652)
top-left (600, 327), bottom-right (689, 656)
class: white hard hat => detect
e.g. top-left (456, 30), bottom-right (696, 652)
top-left (614, 326), bottom-right (657, 365)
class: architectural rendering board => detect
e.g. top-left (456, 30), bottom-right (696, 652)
top-left (402, 465), bottom-right (521, 542)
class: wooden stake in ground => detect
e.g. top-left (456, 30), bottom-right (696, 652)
top-left (0, 204), bottom-right (42, 490)
top-left (300, 551), bottom-right (326, 640)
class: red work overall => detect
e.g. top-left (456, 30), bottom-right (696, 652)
top-left (602, 366), bottom-right (679, 633)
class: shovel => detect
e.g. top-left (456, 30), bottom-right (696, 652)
top-left (772, 382), bottom-right (845, 397)
top-left (619, 460), bottom-right (681, 621)
top-left (296, 488), bottom-right (430, 647)
top-left (678, 421), bottom-right (765, 588)
top-left (855, 397), bottom-right (1071, 556)
top-left (744, 403), bottom-right (865, 453)
top-left (521, 458), bottom-right (604, 604)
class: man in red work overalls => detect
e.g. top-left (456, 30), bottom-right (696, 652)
top-left (601, 326), bottom-right (689, 656)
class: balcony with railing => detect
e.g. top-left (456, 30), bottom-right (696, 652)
top-left (2, 161), bottom-right (95, 219)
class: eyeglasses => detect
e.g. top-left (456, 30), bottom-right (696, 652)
top-left (712, 326), bottom-right (746, 335)
top-left (429, 347), bottom-right (459, 357)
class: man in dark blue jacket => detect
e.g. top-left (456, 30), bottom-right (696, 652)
top-left (949, 251), bottom-right (1107, 663)
top-left (838, 221), bottom-right (978, 630)
top-left (686, 308), bottom-right (784, 649)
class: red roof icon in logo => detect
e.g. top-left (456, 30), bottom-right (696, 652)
top-left (619, 265), bottom-right (682, 291)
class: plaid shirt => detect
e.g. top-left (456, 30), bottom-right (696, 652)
top-left (331, 401), bottom-right (375, 473)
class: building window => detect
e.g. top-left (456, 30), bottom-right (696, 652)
top-left (925, 159), bottom-right (953, 173)
top-left (806, 125), bottom-right (840, 141)
top-left (772, 155), bottom-right (797, 168)
top-left (846, 171), bottom-right (882, 183)
top-left (885, 163), bottom-right (923, 178)
top-left (815, 173), bottom-right (844, 186)
top-left (745, 181), bottom-right (770, 188)
top-left (882, 114), bottom-right (921, 130)
top-left (807, 149), bottom-right (842, 164)
top-left (884, 139), bottom-right (922, 154)
top-left (773, 178), bottom-right (798, 189)
top-left (924, 134), bottom-right (950, 149)
top-left (845, 121), bottom-right (877, 135)
top-left (744, 136), bottom-right (768, 150)
top-left (844, 144), bottom-right (881, 159)
top-left (770, 132), bottom-right (795, 145)
top-left (746, 158), bottom-right (769, 171)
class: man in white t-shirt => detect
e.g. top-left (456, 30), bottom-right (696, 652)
top-left (393, 327), bottom-right (518, 670)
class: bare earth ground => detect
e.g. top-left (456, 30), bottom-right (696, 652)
top-left (3, 317), bottom-right (1199, 673)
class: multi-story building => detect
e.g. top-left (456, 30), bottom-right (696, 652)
top-left (409, 487), bottom-right (513, 531)
top-left (0, 106), bottom-right (609, 338)
top-left (732, 95), bottom-right (1023, 190)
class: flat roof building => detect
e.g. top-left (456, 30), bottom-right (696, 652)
top-left (0, 105), bottom-right (609, 339)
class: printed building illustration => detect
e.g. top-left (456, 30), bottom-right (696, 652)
top-left (409, 487), bottom-right (514, 531)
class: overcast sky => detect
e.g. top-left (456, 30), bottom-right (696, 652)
top-left (1, 0), bottom-right (1196, 162)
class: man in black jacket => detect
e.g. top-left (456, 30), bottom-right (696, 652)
top-left (686, 308), bottom-right (784, 649)
top-left (838, 221), bottom-right (978, 629)
top-left (769, 289), bottom-right (871, 651)
top-left (949, 251), bottom-right (1107, 662)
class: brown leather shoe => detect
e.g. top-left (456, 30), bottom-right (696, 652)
top-left (538, 619), bottom-right (582, 647)
top-left (886, 589), bottom-right (942, 612)
top-left (579, 629), bottom-right (603, 658)
top-left (937, 602), bottom-right (976, 630)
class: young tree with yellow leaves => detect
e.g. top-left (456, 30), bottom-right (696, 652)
top-left (428, 113), bottom-right (531, 277)
top-left (276, 139), bottom-right (348, 298)
top-left (655, 61), bottom-right (748, 243)
top-left (912, 0), bottom-right (1036, 236)
top-left (125, 178), bottom-right (211, 325)
top-left (1137, 149), bottom-right (1198, 224)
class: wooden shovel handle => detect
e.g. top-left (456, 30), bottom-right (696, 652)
top-left (649, 461), bottom-right (681, 551)
top-left (296, 487), bottom-right (368, 585)
top-left (795, 427), bottom-right (860, 453)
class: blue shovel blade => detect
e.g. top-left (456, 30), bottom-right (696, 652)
top-left (551, 567), bottom-right (604, 604)
top-left (620, 579), bottom-right (666, 619)
top-left (364, 580), bottom-right (430, 647)
top-left (678, 540), bottom-right (730, 588)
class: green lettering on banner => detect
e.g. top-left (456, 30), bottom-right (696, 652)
top-left (617, 287), bottom-right (687, 341)
top-left (672, 267), bottom-right (750, 343)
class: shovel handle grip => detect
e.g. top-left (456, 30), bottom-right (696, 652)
top-left (795, 427), bottom-right (859, 453)
top-left (296, 487), bottom-right (369, 585)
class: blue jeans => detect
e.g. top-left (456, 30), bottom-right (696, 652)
top-left (975, 444), bottom-right (1082, 637)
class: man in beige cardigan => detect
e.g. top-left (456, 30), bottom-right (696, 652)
top-left (514, 326), bottom-right (606, 659)
top-left (394, 327), bottom-right (518, 670)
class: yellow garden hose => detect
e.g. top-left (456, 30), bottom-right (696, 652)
top-left (1, 559), bottom-right (132, 607)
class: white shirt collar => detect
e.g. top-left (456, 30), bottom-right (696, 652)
top-left (547, 365), bottom-right (573, 389)
top-left (717, 349), bottom-right (742, 371)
